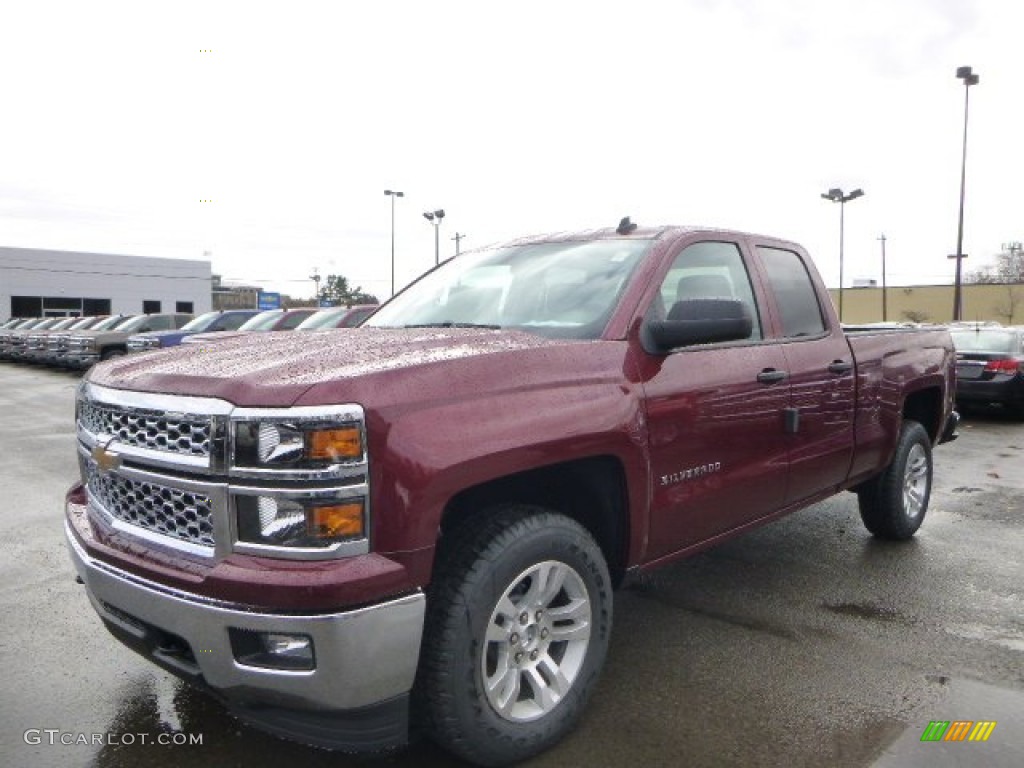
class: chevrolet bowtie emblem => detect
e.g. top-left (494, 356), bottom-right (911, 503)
top-left (92, 442), bottom-right (122, 474)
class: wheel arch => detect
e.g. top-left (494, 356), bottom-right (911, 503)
top-left (901, 386), bottom-right (942, 443)
top-left (438, 455), bottom-right (631, 587)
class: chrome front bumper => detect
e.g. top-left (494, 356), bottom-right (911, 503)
top-left (65, 522), bottom-right (425, 714)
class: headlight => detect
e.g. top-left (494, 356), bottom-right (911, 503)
top-left (231, 411), bottom-right (364, 473)
top-left (227, 406), bottom-right (369, 557)
top-left (235, 494), bottom-right (366, 550)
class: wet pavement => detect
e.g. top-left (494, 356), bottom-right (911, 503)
top-left (1, 364), bottom-right (1021, 767)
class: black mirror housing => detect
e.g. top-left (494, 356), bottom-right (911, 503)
top-left (642, 298), bottom-right (753, 353)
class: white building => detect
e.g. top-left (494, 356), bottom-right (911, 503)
top-left (0, 246), bottom-right (212, 319)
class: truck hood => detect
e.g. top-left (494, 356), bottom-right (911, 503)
top-left (183, 330), bottom-right (252, 344)
top-left (88, 327), bottom-right (580, 407)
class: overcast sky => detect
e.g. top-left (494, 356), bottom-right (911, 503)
top-left (1, 0), bottom-right (1021, 300)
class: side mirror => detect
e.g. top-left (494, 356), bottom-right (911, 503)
top-left (642, 298), bottom-right (753, 353)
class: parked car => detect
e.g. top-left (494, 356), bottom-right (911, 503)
top-left (950, 325), bottom-right (1024, 417)
top-left (0, 318), bottom-right (43, 359)
top-left (3, 317), bottom-right (64, 360)
top-left (65, 314), bottom-right (191, 368)
top-left (67, 222), bottom-right (957, 766)
top-left (181, 308), bottom-right (316, 345)
top-left (127, 309), bottom-right (261, 353)
top-left (48, 316), bottom-right (122, 366)
top-left (21, 316), bottom-right (89, 362)
top-left (295, 305), bottom-right (379, 331)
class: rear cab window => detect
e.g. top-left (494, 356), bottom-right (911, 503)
top-left (756, 246), bottom-right (827, 338)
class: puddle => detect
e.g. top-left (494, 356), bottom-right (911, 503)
top-left (824, 601), bottom-right (910, 624)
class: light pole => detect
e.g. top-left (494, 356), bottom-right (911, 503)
top-left (878, 234), bottom-right (887, 322)
top-left (821, 187), bottom-right (864, 322)
top-left (952, 66), bottom-right (979, 322)
top-left (422, 209), bottom-right (446, 265)
top-left (384, 189), bottom-right (404, 297)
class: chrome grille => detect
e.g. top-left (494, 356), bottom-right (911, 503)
top-left (85, 460), bottom-right (215, 547)
top-left (79, 400), bottom-right (212, 458)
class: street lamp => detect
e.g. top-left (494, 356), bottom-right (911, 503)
top-left (422, 209), bottom-right (446, 266)
top-left (821, 187), bottom-right (864, 322)
top-left (951, 65), bottom-right (979, 322)
top-left (384, 189), bottom-right (404, 297)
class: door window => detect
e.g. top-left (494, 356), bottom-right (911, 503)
top-left (652, 241), bottom-right (762, 341)
top-left (756, 247), bottom-right (826, 337)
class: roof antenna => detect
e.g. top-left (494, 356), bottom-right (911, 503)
top-left (616, 216), bottom-right (637, 235)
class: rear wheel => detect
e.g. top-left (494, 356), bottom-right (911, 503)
top-left (416, 505), bottom-right (612, 767)
top-left (857, 420), bottom-right (932, 540)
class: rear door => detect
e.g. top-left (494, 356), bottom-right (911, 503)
top-left (637, 238), bottom-right (791, 559)
top-left (753, 244), bottom-right (856, 503)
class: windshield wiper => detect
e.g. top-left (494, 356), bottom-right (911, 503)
top-left (403, 322), bottom-right (502, 330)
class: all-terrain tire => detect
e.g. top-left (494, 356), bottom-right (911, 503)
top-left (857, 420), bottom-right (933, 540)
top-left (415, 505), bottom-right (612, 767)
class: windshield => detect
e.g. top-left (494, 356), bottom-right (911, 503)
top-left (950, 329), bottom-right (1016, 355)
top-left (91, 315), bottom-right (130, 331)
top-left (114, 315), bottom-right (152, 333)
top-left (49, 317), bottom-right (80, 331)
top-left (69, 316), bottom-right (99, 330)
top-left (239, 311), bottom-right (283, 331)
top-left (181, 311), bottom-right (220, 332)
top-left (297, 309), bottom-right (347, 330)
top-left (339, 306), bottom-right (377, 327)
top-left (366, 240), bottom-right (652, 339)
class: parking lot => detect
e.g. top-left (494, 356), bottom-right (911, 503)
top-left (0, 363), bottom-right (1021, 768)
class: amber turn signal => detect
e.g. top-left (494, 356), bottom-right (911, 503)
top-left (306, 427), bottom-right (362, 460)
top-left (306, 502), bottom-right (364, 539)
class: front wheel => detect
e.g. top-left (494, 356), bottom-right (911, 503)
top-left (415, 505), bottom-right (612, 767)
top-left (857, 420), bottom-right (933, 540)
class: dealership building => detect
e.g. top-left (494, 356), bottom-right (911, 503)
top-left (0, 246), bottom-right (212, 319)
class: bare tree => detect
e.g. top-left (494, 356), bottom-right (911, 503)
top-left (967, 242), bottom-right (1024, 284)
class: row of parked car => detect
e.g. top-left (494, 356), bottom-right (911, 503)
top-left (0, 305), bottom-right (378, 368)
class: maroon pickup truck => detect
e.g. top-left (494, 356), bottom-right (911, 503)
top-left (65, 222), bottom-right (958, 766)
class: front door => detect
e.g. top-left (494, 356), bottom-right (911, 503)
top-left (637, 240), bottom-right (791, 560)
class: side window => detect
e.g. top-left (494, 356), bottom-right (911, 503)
top-left (651, 241), bottom-right (762, 341)
top-left (756, 247), bottom-right (826, 338)
top-left (218, 313), bottom-right (251, 331)
top-left (148, 316), bottom-right (173, 331)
